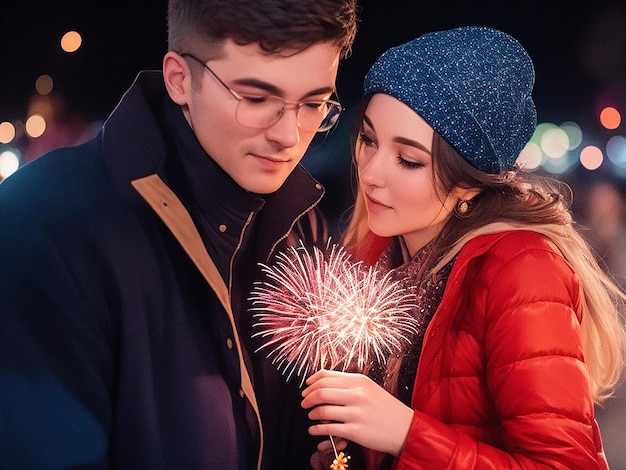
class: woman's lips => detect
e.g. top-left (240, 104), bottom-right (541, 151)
top-left (365, 193), bottom-right (390, 213)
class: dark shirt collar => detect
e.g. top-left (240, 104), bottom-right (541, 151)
top-left (159, 97), bottom-right (265, 280)
top-left (159, 95), bottom-right (325, 260)
top-left (161, 97), bottom-right (264, 220)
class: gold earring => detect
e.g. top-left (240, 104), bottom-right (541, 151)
top-left (457, 199), bottom-right (470, 215)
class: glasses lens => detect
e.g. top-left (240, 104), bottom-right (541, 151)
top-left (236, 97), bottom-right (342, 131)
top-left (315, 102), bottom-right (342, 132)
top-left (236, 96), bottom-right (284, 129)
top-left (298, 101), bottom-right (337, 132)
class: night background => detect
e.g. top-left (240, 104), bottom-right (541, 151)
top-left (2, 1), bottom-right (625, 125)
top-left (1, 0), bottom-right (625, 465)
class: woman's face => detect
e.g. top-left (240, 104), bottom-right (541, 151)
top-left (357, 93), bottom-right (459, 256)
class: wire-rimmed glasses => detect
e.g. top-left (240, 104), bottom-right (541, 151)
top-left (181, 53), bottom-right (343, 132)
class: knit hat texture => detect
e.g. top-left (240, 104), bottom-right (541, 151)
top-left (364, 26), bottom-right (537, 173)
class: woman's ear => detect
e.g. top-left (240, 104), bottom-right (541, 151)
top-left (163, 51), bottom-right (192, 106)
top-left (452, 186), bottom-right (481, 202)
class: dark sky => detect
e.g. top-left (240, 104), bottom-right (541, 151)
top-left (1, 1), bottom-right (625, 135)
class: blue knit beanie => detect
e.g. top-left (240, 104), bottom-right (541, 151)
top-left (363, 26), bottom-right (537, 174)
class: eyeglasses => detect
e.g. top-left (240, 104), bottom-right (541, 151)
top-left (180, 53), bottom-right (342, 132)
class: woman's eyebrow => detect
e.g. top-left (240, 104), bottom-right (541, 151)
top-left (393, 136), bottom-right (431, 153)
top-left (363, 113), bottom-right (373, 128)
top-left (364, 113), bottom-right (431, 153)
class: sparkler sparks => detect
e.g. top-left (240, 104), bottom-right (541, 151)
top-left (250, 242), bottom-right (420, 385)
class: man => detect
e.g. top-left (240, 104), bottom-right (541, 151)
top-left (0, 1), bottom-right (357, 468)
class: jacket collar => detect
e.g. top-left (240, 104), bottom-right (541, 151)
top-left (101, 71), bottom-right (168, 198)
top-left (102, 71), bottom-right (324, 233)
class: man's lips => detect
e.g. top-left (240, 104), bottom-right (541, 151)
top-left (249, 153), bottom-right (290, 168)
top-left (252, 154), bottom-right (288, 163)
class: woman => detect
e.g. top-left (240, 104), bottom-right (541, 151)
top-left (301, 26), bottom-right (626, 469)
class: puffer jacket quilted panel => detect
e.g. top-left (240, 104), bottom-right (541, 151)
top-left (396, 230), bottom-right (606, 470)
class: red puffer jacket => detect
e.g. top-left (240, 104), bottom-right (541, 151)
top-left (396, 230), bottom-right (608, 469)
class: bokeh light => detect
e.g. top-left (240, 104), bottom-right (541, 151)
top-left (607, 135), bottom-right (626, 168)
top-left (600, 106), bottom-right (621, 130)
top-left (541, 126), bottom-right (569, 158)
top-left (0, 122), bottom-right (16, 144)
top-left (25, 114), bottom-right (46, 138)
top-left (580, 145), bottom-right (604, 170)
top-left (560, 121), bottom-right (583, 150)
top-left (0, 150), bottom-right (20, 179)
top-left (61, 31), bottom-right (82, 53)
top-left (542, 153), bottom-right (575, 174)
top-left (35, 74), bottom-right (54, 95)
top-left (517, 142), bottom-right (542, 170)
top-left (530, 122), bottom-right (556, 145)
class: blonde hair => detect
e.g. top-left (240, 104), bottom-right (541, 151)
top-left (441, 222), bottom-right (626, 403)
top-left (343, 118), bottom-right (626, 403)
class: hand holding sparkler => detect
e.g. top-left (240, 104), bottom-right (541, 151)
top-left (249, 241), bottom-right (419, 468)
top-left (302, 369), bottom-right (415, 458)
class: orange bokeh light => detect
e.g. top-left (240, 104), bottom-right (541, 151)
top-left (25, 114), bottom-right (46, 138)
top-left (599, 107), bottom-right (621, 130)
top-left (61, 31), bottom-right (82, 53)
top-left (0, 121), bottom-right (16, 144)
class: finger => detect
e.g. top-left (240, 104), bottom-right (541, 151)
top-left (305, 368), bottom-right (333, 385)
top-left (309, 450), bottom-right (324, 470)
top-left (308, 421), bottom-right (353, 440)
top-left (311, 445), bottom-right (344, 470)
top-left (302, 384), bottom-right (336, 408)
top-left (307, 403), bottom-right (356, 425)
top-left (302, 385), bottom-right (357, 409)
top-left (306, 368), bottom-right (354, 386)
top-left (317, 437), bottom-right (347, 452)
top-left (302, 373), bottom-right (342, 397)
top-left (304, 371), bottom-right (370, 396)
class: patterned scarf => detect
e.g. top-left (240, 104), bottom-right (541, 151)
top-left (375, 237), bottom-right (454, 404)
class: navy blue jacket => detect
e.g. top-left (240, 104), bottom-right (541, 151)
top-left (0, 71), bottom-right (326, 469)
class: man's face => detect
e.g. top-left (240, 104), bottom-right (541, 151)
top-left (178, 39), bottom-right (340, 194)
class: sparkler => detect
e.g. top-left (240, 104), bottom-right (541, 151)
top-left (249, 241), bottom-right (420, 468)
top-left (250, 241), bottom-right (419, 384)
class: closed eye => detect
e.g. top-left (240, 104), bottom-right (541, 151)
top-left (242, 95), bottom-right (270, 104)
top-left (301, 101), bottom-right (326, 110)
top-left (397, 156), bottom-right (424, 169)
top-left (358, 132), bottom-right (377, 148)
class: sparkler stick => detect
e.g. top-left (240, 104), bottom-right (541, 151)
top-left (250, 241), bottom-right (419, 469)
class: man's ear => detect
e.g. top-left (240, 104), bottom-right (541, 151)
top-left (163, 51), bottom-right (192, 106)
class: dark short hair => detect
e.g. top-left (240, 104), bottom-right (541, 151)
top-left (168, 0), bottom-right (357, 58)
